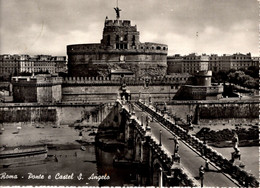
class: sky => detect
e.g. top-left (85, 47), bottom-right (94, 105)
top-left (0, 0), bottom-right (258, 56)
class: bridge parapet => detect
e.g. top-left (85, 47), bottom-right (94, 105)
top-left (136, 100), bottom-right (259, 187)
top-left (116, 100), bottom-right (199, 186)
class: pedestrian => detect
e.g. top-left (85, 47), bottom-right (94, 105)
top-left (175, 139), bottom-right (179, 154)
top-left (199, 165), bottom-right (204, 179)
top-left (205, 159), bottom-right (209, 171)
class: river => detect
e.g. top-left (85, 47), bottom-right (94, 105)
top-left (0, 145), bottom-right (135, 186)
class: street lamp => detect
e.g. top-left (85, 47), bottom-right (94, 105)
top-left (159, 130), bottom-right (162, 146)
top-left (203, 129), bottom-right (207, 144)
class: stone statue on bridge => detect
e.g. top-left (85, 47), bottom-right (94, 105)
top-left (187, 114), bottom-right (193, 131)
top-left (232, 131), bottom-right (239, 151)
top-left (231, 131), bottom-right (241, 162)
top-left (148, 95), bottom-right (152, 106)
top-left (173, 138), bottom-right (180, 163)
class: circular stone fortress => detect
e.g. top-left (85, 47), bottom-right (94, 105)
top-left (67, 7), bottom-right (168, 78)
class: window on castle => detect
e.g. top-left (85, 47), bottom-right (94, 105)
top-left (132, 35), bottom-right (136, 46)
top-left (116, 35), bottom-right (119, 42)
top-left (116, 43), bottom-right (119, 49)
top-left (124, 34), bottom-right (127, 41)
top-left (156, 46), bottom-right (161, 50)
top-left (107, 35), bottom-right (110, 46)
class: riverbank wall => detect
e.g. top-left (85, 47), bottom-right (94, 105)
top-left (156, 100), bottom-right (259, 125)
top-left (0, 103), bottom-right (113, 126)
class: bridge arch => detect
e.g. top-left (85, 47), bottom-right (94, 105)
top-left (152, 158), bottom-right (163, 186)
top-left (134, 133), bottom-right (143, 162)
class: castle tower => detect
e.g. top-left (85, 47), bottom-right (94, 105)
top-left (67, 6), bottom-right (168, 77)
top-left (194, 70), bottom-right (212, 86)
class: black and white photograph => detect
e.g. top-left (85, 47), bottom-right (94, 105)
top-left (0, 0), bottom-right (259, 187)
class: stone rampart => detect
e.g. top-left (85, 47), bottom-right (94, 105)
top-left (0, 103), bottom-right (112, 125)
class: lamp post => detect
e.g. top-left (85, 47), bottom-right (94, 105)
top-left (203, 129), bottom-right (207, 144)
top-left (199, 165), bottom-right (204, 187)
top-left (159, 130), bottom-right (162, 146)
top-left (159, 167), bottom-right (163, 187)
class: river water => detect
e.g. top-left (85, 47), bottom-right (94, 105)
top-left (1, 142), bottom-right (258, 186)
top-left (0, 145), bottom-right (135, 186)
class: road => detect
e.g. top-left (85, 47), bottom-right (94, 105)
top-left (134, 105), bottom-right (238, 187)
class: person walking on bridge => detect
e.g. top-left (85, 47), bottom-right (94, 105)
top-left (199, 165), bottom-right (205, 187)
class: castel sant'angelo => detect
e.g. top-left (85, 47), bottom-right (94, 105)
top-left (11, 4), bottom-right (224, 103)
top-left (67, 6), bottom-right (168, 77)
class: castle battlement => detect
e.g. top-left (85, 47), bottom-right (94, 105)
top-left (67, 43), bottom-right (167, 55)
top-left (12, 75), bottom-right (63, 86)
top-left (63, 75), bottom-right (189, 85)
top-left (105, 19), bottom-right (132, 27)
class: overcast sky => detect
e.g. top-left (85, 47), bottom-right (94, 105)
top-left (0, 0), bottom-right (258, 56)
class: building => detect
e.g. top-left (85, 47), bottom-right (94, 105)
top-left (53, 56), bottom-right (67, 73)
top-left (67, 7), bottom-right (168, 78)
top-left (168, 53), bottom-right (257, 74)
top-left (167, 54), bottom-right (183, 74)
top-left (167, 53), bottom-right (209, 74)
top-left (209, 53), bottom-right (254, 72)
top-left (212, 53), bottom-right (253, 72)
top-left (0, 54), bottom-right (20, 75)
top-left (251, 57), bottom-right (260, 67)
top-left (0, 54), bottom-right (67, 76)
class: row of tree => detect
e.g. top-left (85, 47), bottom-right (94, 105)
top-left (212, 66), bottom-right (259, 89)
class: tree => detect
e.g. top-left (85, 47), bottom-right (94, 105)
top-left (247, 66), bottom-right (259, 78)
top-left (228, 71), bottom-right (245, 85)
top-left (243, 79), bottom-right (257, 89)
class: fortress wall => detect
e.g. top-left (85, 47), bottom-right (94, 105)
top-left (0, 106), bottom-right (57, 123)
top-left (68, 53), bottom-right (167, 64)
top-left (62, 85), bottom-right (179, 103)
top-left (52, 84), bottom-right (62, 102)
top-left (37, 86), bottom-right (52, 103)
top-left (0, 104), bottom-right (99, 125)
top-left (13, 84), bottom-right (37, 102)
